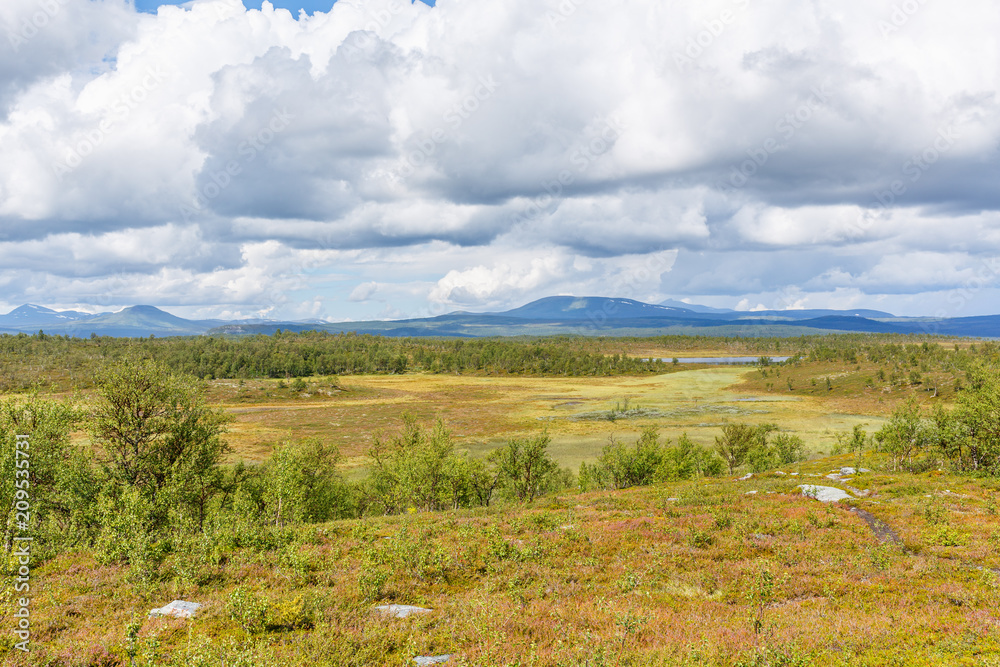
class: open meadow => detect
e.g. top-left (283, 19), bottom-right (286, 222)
top-left (8, 460), bottom-right (1000, 666)
top-left (2, 333), bottom-right (999, 666)
top-left (213, 366), bottom-right (889, 474)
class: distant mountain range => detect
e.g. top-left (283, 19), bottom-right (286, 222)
top-left (0, 296), bottom-right (995, 338)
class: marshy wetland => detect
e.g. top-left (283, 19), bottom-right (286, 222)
top-left (2, 332), bottom-right (999, 666)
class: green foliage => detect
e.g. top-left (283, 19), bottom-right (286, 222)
top-left (360, 416), bottom-right (560, 514)
top-left (580, 428), bottom-right (723, 490)
top-left (264, 439), bottom-right (353, 526)
top-left (613, 609), bottom-right (649, 652)
top-left (688, 527), bottom-right (714, 549)
top-left (367, 416), bottom-right (476, 513)
top-left (268, 594), bottom-right (319, 630)
top-left (490, 432), bottom-right (568, 502)
top-left (952, 363), bottom-right (1000, 473)
top-left (746, 569), bottom-right (776, 635)
top-left (93, 487), bottom-right (165, 582)
top-left (735, 646), bottom-right (812, 667)
top-left (746, 444), bottom-right (777, 474)
top-left (661, 432), bottom-right (724, 480)
top-left (744, 429), bottom-right (806, 473)
top-left (833, 424), bottom-right (869, 458)
top-left (870, 363), bottom-right (1000, 475)
top-left (874, 399), bottom-right (932, 471)
top-left (715, 423), bottom-right (757, 474)
top-left (597, 427), bottom-right (664, 489)
top-left (89, 354), bottom-right (231, 499)
top-left (357, 568), bottom-right (389, 602)
top-left (920, 499), bottom-right (949, 525)
top-left (227, 586), bottom-right (269, 636)
top-left (771, 433), bottom-right (806, 465)
top-left (0, 396), bottom-right (88, 554)
top-left (927, 524), bottom-right (964, 547)
top-left (715, 423), bottom-right (777, 474)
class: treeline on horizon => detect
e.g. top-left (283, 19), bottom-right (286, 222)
top-left (2, 328), bottom-right (998, 393)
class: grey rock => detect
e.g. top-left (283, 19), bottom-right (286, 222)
top-left (149, 600), bottom-right (201, 619)
top-left (375, 604), bottom-right (432, 619)
top-left (414, 656), bottom-right (452, 665)
top-left (798, 485), bottom-right (853, 503)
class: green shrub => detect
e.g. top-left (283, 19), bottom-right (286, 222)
top-left (227, 586), bottom-right (269, 636)
top-left (357, 568), bottom-right (389, 602)
top-left (927, 524), bottom-right (964, 547)
top-left (269, 594), bottom-right (319, 630)
top-left (771, 433), bottom-right (806, 465)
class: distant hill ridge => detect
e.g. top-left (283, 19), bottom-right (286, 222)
top-left (0, 297), bottom-right (995, 338)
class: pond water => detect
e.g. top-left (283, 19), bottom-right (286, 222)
top-left (650, 356), bottom-right (792, 365)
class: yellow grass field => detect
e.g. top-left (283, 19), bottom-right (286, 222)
top-left (215, 367), bottom-right (892, 473)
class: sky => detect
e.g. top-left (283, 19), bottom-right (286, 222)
top-left (1, 0), bottom-right (999, 323)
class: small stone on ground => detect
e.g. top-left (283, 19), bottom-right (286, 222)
top-left (375, 604), bottom-right (432, 619)
top-left (799, 485), bottom-right (854, 503)
top-left (413, 655), bottom-right (451, 665)
top-left (149, 600), bottom-right (201, 619)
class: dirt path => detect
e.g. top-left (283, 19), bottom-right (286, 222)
top-left (848, 507), bottom-right (904, 546)
top-left (848, 506), bottom-right (1000, 578)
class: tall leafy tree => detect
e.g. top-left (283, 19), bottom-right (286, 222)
top-left (0, 396), bottom-right (85, 551)
top-left (490, 433), bottom-right (561, 502)
top-left (714, 423), bottom-right (766, 475)
top-left (874, 399), bottom-right (931, 471)
top-left (89, 355), bottom-right (230, 501)
top-left (954, 363), bottom-right (1000, 473)
top-left (264, 438), bottom-right (352, 525)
